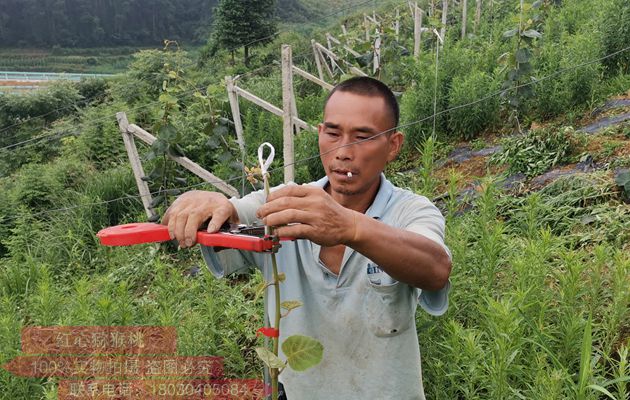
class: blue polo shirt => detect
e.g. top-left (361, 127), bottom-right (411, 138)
top-left (201, 174), bottom-right (451, 399)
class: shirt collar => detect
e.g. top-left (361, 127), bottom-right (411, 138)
top-left (313, 173), bottom-right (394, 219)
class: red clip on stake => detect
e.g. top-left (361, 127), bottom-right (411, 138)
top-left (256, 327), bottom-right (280, 338)
top-left (96, 223), bottom-right (288, 253)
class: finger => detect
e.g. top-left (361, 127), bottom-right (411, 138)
top-left (162, 194), bottom-right (187, 225)
top-left (266, 185), bottom-right (316, 203)
top-left (183, 210), bottom-right (205, 247)
top-left (166, 208), bottom-right (180, 240)
top-left (162, 206), bottom-right (172, 226)
top-left (274, 223), bottom-right (311, 239)
top-left (207, 206), bottom-right (233, 233)
top-left (263, 209), bottom-right (313, 228)
top-left (174, 212), bottom-right (190, 246)
top-left (257, 196), bottom-right (313, 219)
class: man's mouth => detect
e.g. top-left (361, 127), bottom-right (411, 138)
top-left (332, 168), bottom-right (357, 179)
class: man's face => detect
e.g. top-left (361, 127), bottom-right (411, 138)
top-left (318, 91), bottom-right (403, 198)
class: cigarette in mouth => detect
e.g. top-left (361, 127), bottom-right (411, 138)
top-left (347, 172), bottom-right (353, 178)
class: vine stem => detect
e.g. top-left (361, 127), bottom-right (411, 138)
top-left (263, 174), bottom-right (281, 400)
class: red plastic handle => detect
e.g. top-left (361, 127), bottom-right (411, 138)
top-left (96, 223), bottom-right (284, 252)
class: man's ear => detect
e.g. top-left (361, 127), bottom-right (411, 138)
top-left (387, 131), bottom-right (404, 162)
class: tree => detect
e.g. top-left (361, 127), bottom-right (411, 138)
top-left (210, 0), bottom-right (277, 66)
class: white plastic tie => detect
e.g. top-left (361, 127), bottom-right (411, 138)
top-left (257, 142), bottom-right (275, 176)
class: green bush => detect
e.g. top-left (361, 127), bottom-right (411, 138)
top-left (532, 32), bottom-right (603, 120)
top-left (447, 70), bottom-right (500, 140)
top-left (399, 58), bottom-right (445, 148)
top-left (601, 0), bottom-right (630, 74)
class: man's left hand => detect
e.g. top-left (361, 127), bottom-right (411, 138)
top-left (256, 185), bottom-right (356, 247)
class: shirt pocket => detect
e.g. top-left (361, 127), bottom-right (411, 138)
top-left (363, 272), bottom-right (417, 338)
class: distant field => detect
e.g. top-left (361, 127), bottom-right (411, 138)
top-left (0, 47), bottom-right (149, 74)
top-left (0, 46), bottom-right (203, 74)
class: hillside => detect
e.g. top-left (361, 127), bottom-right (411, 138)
top-left (0, 0), bottom-right (629, 399)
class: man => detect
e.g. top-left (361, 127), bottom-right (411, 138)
top-left (163, 77), bottom-right (452, 399)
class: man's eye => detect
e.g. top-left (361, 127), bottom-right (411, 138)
top-left (326, 131), bottom-right (340, 137)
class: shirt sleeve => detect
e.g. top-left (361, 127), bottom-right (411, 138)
top-left (397, 194), bottom-right (452, 316)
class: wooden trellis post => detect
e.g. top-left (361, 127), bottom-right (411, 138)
top-left (117, 112), bottom-right (157, 220)
top-left (292, 65), bottom-right (334, 91)
top-left (281, 45), bottom-right (295, 183)
top-left (117, 111), bottom-right (240, 214)
top-left (225, 44), bottom-right (327, 183)
top-left (414, 4), bottom-right (425, 58)
top-left (225, 76), bottom-right (246, 159)
top-left (395, 8), bottom-right (400, 42)
top-left (311, 39), bottom-right (325, 80)
top-left (373, 27), bottom-right (381, 75)
top-left (440, 0), bottom-right (449, 47)
top-left (326, 33), bottom-right (361, 57)
top-left (314, 41), bottom-right (367, 77)
top-left (474, 0), bottom-right (482, 34)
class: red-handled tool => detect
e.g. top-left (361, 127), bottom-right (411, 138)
top-left (96, 222), bottom-right (291, 253)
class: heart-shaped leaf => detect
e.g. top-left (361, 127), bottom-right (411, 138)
top-left (282, 335), bottom-right (323, 372)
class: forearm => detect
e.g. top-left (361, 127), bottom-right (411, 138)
top-left (346, 211), bottom-right (451, 291)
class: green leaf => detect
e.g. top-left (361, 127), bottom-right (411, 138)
top-left (159, 124), bottom-right (177, 141)
top-left (168, 71), bottom-right (178, 79)
top-left (522, 29), bottom-right (542, 38)
top-left (577, 317), bottom-right (592, 396)
top-left (586, 384), bottom-right (616, 400)
top-left (213, 124), bottom-right (229, 136)
top-left (515, 48), bottom-right (531, 64)
top-left (280, 300), bottom-right (303, 311)
top-left (282, 335), bottom-right (323, 372)
top-left (503, 28), bottom-right (518, 38)
top-left (614, 171), bottom-right (630, 186)
top-left (255, 347), bottom-right (286, 369)
top-left (150, 195), bottom-right (165, 208)
top-left (159, 92), bottom-right (178, 105)
top-left (254, 281), bottom-right (271, 301)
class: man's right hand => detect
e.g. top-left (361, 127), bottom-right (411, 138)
top-left (162, 190), bottom-right (238, 248)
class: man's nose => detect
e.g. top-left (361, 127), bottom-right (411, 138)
top-left (335, 136), bottom-right (355, 160)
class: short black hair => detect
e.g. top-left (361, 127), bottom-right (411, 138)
top-left (324, 76), bottom-right (400, 131)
